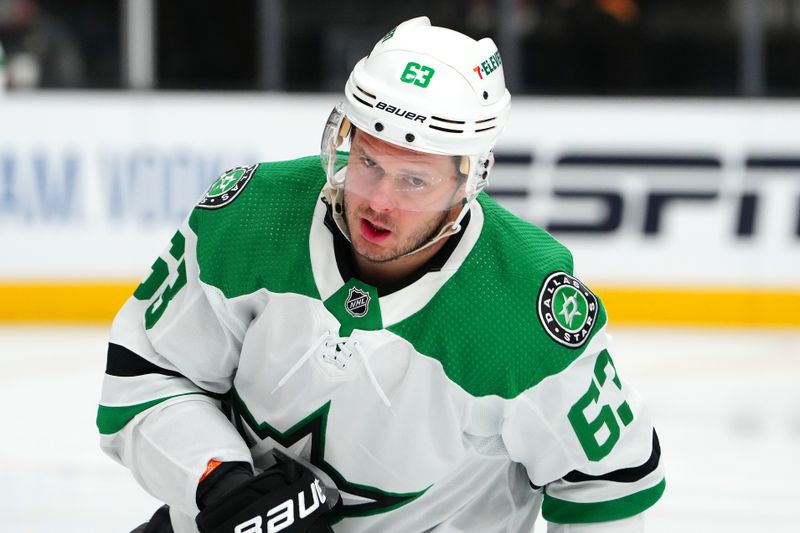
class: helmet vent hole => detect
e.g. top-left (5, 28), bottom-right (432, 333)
top-left (355, 85), bottom-right (376, 99)
top-left (352, 93), bottom-right (374, 108)
top-left (432, 116), bottom-right (466, 125)
top-left (405, 133), bottom-right (415, 142)
top-left (483, 91), bottom-right (489, 100)
top-left (375, 122), bottom-right (384, 132)
top-left (429, 125), bottom-right (464, 134)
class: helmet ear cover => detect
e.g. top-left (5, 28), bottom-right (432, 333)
top-left (336, 117), bottom-right (352, 149)
top-left (459, 156), bottom-right (470, 176)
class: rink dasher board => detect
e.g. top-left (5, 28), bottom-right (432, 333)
top-left (0, 93), bottom-right (798, 325)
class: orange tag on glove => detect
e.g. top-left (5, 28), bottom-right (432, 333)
top-left (199, 459), bottom-right (223, 483)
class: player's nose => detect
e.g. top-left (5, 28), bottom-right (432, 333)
top-left (365, 175), bottom-right (398, 212)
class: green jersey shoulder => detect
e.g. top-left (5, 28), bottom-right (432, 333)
top-left (390, 193), bottom-right (608, 399)
top-left (189, 156), bottom-right (328, 300)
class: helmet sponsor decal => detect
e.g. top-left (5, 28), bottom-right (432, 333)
top-left (473, 50), bottom-right (502, 80)
top-left (375, 101), bottom-right (427, 123)
top-left (345, 287), bottom-right (371, 317)
top-left (197, 164), bottom-right (258, 210)
top-left (400, 62), bottom-right (436, 88)
top-left (537, 272), bottom-right (599, 348)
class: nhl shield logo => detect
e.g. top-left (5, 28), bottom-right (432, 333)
top-left (345, 287), bottom-right (371, 318)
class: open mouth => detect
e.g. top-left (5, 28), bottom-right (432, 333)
top-left (360, 218), bottom-right (392, 243)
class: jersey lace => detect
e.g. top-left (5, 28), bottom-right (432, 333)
top-left (271, 331), bottom-right (392, 408)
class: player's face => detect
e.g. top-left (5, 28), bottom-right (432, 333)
top-left (343, 130), bottom-right (464, 264)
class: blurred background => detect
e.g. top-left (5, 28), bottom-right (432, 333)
top-left (1, 0), bottom-right (799, 531)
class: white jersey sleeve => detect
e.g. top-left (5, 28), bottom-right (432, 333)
top-left (501, 328), bottom-right (663, 529)
top-left (97, 218), bottom-right (255, 517)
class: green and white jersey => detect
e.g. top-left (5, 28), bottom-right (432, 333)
top-left (98, 156), bottom-right (664, 533)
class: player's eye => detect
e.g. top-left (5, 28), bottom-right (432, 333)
top-left (360, 156), bottom-right (377, 168)
top-left (405, 175), bottom-right (427, 189)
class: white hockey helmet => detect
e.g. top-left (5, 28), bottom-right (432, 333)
top-left (321, 16), bottom-right (511, 224)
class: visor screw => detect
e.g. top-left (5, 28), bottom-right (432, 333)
top-left (482, 171), bottom-right (488, 179)
top-left (483, 91), bottom-right (489, 100)
top-left (483, 159), bottom-right (490, 167)
top-left (375, 122), bottom-right (384, 132)
top-left (405, 133), bottom-right (415, 143)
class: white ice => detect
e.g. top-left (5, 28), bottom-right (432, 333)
top-left (1, 325), bottom-right (798, 532)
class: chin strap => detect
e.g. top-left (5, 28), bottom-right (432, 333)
top-left (322, 179), bottom-right (351, 242)
top-left (404, 201), bottom-right (469, 257)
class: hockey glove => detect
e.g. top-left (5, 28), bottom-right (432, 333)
top-left (195, 449), bottom-right (337, 533)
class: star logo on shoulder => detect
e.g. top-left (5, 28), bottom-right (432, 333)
top-left (537, 272), bottom-right (598, 348)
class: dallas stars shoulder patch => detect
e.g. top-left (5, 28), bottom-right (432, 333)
top-left (537, 271), bottom-right (599, 348)
top-left (197, 164), bottom-right (258, 210)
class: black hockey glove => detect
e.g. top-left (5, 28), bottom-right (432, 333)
top-left (195, 450), bottom-right (337, 533)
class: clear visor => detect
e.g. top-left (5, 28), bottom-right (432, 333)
top-left (321, 104), bottom-right (349, 183)
top-left (321, 105), bottom-right (468, 213)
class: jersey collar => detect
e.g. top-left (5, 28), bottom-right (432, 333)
top-left (309, 192), bottom-right (484, 327)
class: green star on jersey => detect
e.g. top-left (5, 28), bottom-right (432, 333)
top-left (230, 390), bottom-right (429, 523)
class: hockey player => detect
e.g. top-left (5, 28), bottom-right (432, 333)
top-left (98, 16), bottom-right (664, 533)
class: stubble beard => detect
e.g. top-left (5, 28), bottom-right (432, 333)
top-left (343, 195), bottom-right (452, 264)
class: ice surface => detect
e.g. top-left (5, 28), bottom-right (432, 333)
top-left (1, 325), bottom-right (798, 532)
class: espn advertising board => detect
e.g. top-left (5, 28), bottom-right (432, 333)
top-left (1, 93), bottom-right (798, 326)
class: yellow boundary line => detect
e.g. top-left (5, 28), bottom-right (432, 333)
top-left (0, 282), bottom-right (798, 328)
top-left (0, 282), bottom-right (137, 324)
top-left (596, 286), bottom-right (800, 328)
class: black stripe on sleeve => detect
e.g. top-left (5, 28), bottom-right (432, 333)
top-left (563, 430), bottom-right (661, 484)
top-left (105, 342), bottom-right (184, 378)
